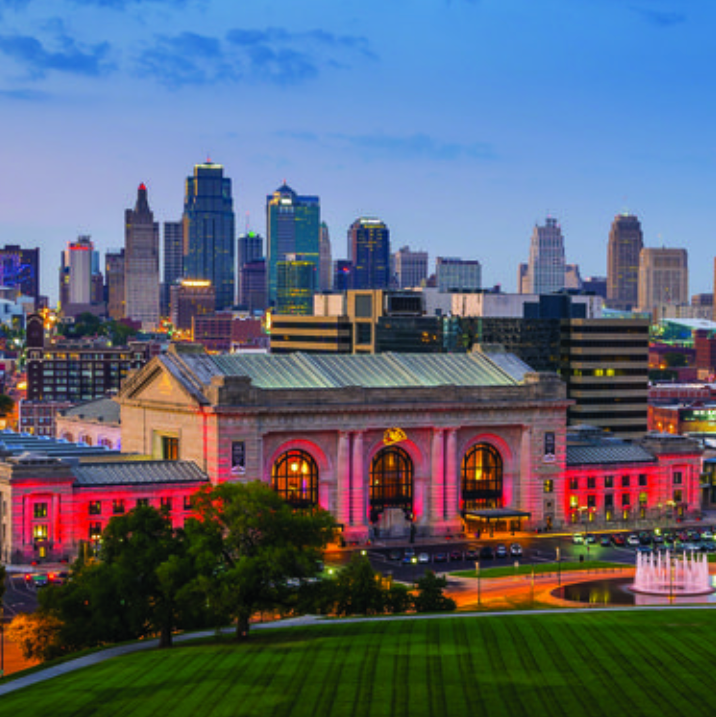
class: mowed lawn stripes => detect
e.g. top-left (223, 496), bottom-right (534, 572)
top-left (4, 611), bottom-right (716, 717)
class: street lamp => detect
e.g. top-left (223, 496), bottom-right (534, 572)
top-left (411, 556), bottom-right (418, 585)
top-left (474, 561), bottom-right (481, 608)
top-left (556, 546), bottom-right (561, 587)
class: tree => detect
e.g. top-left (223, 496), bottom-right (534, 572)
top-left (333, 554), bottom-right (386, 616)
top-left (6, 613), bottom-right (63, 662)
top-left (0, 394), bottom-right (14, 417)
top-left (41, 506), bottom-right (202, 651)
top-left (186, 481), bottom-right (335, 640)
top-left (412, 571), bottom-right (456, 612)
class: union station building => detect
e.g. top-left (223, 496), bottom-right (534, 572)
top-left (117, 345), bottom-right (570, 541)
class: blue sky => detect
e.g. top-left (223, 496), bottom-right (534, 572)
top-left (1, 0), bottom-right (715, 301)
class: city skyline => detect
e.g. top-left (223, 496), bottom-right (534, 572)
top-left (1, 1), bottom-right (716, 300)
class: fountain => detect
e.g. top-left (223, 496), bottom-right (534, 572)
top-left (631, 550), bottom-right (713, 596)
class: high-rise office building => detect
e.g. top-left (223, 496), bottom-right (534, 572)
top-left (638, 247), bottom-right (688, 317)
top-left (237, 231), bottom-right (264, 306)
top-left (435, 257), bottom-right (481, 292)
top-left (162, 221), bottom-right (183, 317)
top-left (607, 213), bottom-right (643, 310)
top-left (517, 263), bottom-right (529, 294)
top-left (124, 183), bottom-right (160, 328)
top-left (319, 222), bottom-right (332, 291)
top-left (0, 245), bottom-right (39, 302)
top-left (525, 217), bottom-right (566, 295)
top-left (183, 161), bottom-right (235, 310)
top-left (67, 236), bottom-right (94, 305)
top-left (393, 246), bottom-right (428, 289)
top-left (334, 260), bottom-right (354, 291)
top-left (276, 255), bottom-right (316, 315)
top-left (105, 249), bottom-right (125, 320)
top-left (266, 183), bottom-right (320, 307)
top-left (348, 218), bottom-right (390, 290)
top-left (239, 259), bottom-right (267, 313)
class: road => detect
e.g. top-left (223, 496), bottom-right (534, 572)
top-left (326, 533), bottom-right (638, 583)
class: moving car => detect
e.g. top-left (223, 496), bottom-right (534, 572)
top-left (509, 543), bottom-right (523, 557)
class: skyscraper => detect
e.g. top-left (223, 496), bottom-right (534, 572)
top-left (525, 217), bottom-right (566, 295)
top-left (183, 161), bottom-right (235, 310)
top-left (276, 255), bottom-right (316, 315)
top-left (638, 247), bottom-right (688, 317)
top-left (237, 231), bottom-right (264, 305)
top-left (319, 222), bottom-right (332, 291)
top-left (266, 184), bottom-right (320, 307)
top-left (162, 221), bottom-right (183, 317)
top-left (393, 246), bottom-right (428, 289)
top-left (348, 218), bottom-right (390, 290)
top-left (67, 236), bottom-right (93, 305)
top-left (607, 213), bottom-right (643, 310)
top-left (125, 183), bottom-right (160, 328)
top-left (105, 249), bottom-right (125, 320)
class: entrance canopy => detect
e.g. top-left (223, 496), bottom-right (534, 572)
top-left (464, 508), bottom-right (531, 521)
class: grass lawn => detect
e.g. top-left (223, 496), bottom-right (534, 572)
top-left (4, 610), bottom-right (716, 716)
top-left (451, 560), bottom-right (627, 579)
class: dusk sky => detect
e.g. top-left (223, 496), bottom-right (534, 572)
top-left (1, 0), bottom-right (715, 302)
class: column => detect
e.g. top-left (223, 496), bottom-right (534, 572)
top-left (431, 428), bottom-right (445, 524)
top-left (519, 426), bottom-right (532, 519)
top-left (445, 429), bottom-right (458, 519)
top-left (336, 432), bottom-right (351, 527)
top-left (255, 436), bottom-right (264, 483)
top-left (351, 431), bottom-right (365, 526)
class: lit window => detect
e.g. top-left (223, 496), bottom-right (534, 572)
top-left (33, 524), bottom-right (48, 539)
top-left (88, 501), bottom-right (102, 515)
top-left (543, 480), bottom-right (553, 493)
top-left (34, 503), bottom-right (48, 519)
top-left (112, 500), bottom-right (125, 515)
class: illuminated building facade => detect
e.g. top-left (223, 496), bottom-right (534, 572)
top-left (0, 433), bottom-right (208, 564)
top-left (162, 221), bottom-right (183, 316)
top-left (0, 245), bottom-right (39, 302)
top-left (118, 345), bottom-right (569, 540)
top-left (105, 249), bottom-right (125, 320)
top-left (170, 280), bottom-right (215, 331)
top-left (564, 426), bottom-right (702, 527)
top-left (266, 184), bottom-right (320, 307)
top-left (183, 162), bottom-right (235, 310)
top-left (276, 255), bottom-right (316, 315)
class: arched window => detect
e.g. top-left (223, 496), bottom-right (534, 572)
top-left (370, 446), bottom-right (413, 514)
top-left (462, 443), bottom-right (503, 510)
top-left (271, 449), bottom-right (319, 508)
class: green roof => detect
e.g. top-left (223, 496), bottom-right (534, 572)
top-left (207, 352), bottom-right (522, 390)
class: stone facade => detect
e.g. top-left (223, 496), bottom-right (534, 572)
top-left (118, 347), bottom-right (570, 540)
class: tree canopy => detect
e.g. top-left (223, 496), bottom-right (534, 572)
top-left (186, 481), bottom-right (335, 639)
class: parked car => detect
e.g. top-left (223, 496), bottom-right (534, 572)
top-left (418, 553), bottom-right (430, 564)
top-left (402, 549), bottom-right (416, 564)
top-left (702, 530), bottom-right (714, 541)
top-left (495, 544), bottom-right (508, 559)
top-left (509, 543), bottom-right (523, 557)
top-left (464, 548), bottom-right (480, 561)
top-left (388, 549), bottom-right (402, 561)
top-left (449, 550), bottom-right (463, 562)
top-left (479, 546), bottom-right (494, 561)
top-left (585, 534), bottom-right (597, 544)
top-left (433, 553), bottom-right (448, 563)
top-left (612, 534), bottom-right (626, 547)
top-left (638, 532), bottom-right (652, 546)
top-left (572, 533), bottom-right (584, 545)
top-left (600, 536), bottom-right (611, 547)
top-left (627, 534), bottom-right (640, 547)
